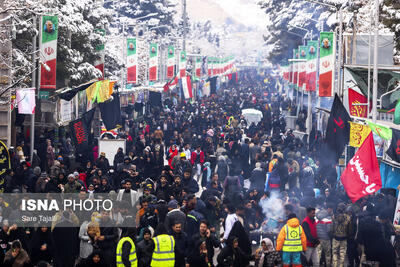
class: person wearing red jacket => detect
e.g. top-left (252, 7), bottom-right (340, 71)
top-left (191, 145), bottom-right (205, 181)
top-left (167, 144), bottom-right (178, 169)
top-left (302, 207), bottom-right (319, 267)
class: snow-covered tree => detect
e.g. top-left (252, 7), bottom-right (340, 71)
top-left (10, 0), bottom-right (113, 89)
top-left (106, 0), bottom-right (177, 35)
top-left (381, 0), bottom-right (400, 63)
top-left (258, 0), bottom-right (333, 65)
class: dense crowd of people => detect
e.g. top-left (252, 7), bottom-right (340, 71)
top-left (1, 70), bottom-right (399, 267)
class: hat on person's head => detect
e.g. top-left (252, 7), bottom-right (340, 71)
top-left (180, 152), bottom-right (186, 158)
top-left (144, 184), bottom-right (152, 191)
top-left (168, 199), bottom-right (179, 209)
top-left (100, 152), bottom-right (106, 157)
top-left (73, 171), bottom-right (79, 177)
top-left (2, 219), bottom-right (9, 227)
top-left (143, 228), bottom-right (152, 236)
top-left (68, 174), bottom-right (75, 179)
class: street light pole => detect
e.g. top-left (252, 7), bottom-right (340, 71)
top-left (30, 15), bottom-right (37, 162)
top-left (182, 0), bottom-right (187, 51)
top-left (372, 0), bottom-right (379, 122)
top-left (337, 7), bottom-right (343, 98)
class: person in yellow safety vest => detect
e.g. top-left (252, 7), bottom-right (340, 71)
top-left (116, 227), bottom-right (138, 267)
top-left (276, 213), bottom-right (307, 267)
top-left (150, 224), bottom-right (175, 267)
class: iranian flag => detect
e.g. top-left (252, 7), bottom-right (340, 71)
top-left (195, 57), bottom-right (202, 78)
top-left (127, 38), bottom-right (138, 84)
top-left (180, 76), bottom-right (193, 99)
top-left (211, 57), bottom-right (218, 76)
top-left (289, 62), bottom-right (293, 83)
top-left (319, 32), bottom-right (336, 97)
top-left (207, 57), bottom-right (212, 76)
top-left (94, 29), bottom-right (105, 80)
top-left (166, 46), bottom-right (175, 79)
top-left (306, 40), bottom-right (318, 91)
top-left (179, 51), bottom-right (187, 77)
top-left (39, 15), bottom-right (58, 89)
top-left (149, 43), bottom-right (158, 81)
top-left (298, 45), bottom-right (307, 87)
top-left (283, 65), bottom-right (290, 81)
top-left (293, 49), bottom-right (298, 86)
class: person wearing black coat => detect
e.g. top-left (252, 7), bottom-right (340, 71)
top-left (170, 221), bottom-right (189, 267)
top-left (249, 163), bottom-right (265, 192)
top-left (113, 148), bottom-right (125, 169)
top-left (51, 211), bottom-right (79, 267)
top-left (30, 227), bottom-right (53, 266)
top-left (217, 236), bottom-right (251, 267)
top-left (76, 250), bottom-right (108, 267)
top-left (190, 221), bottom-right (220, 265)
top-left (187, 240), bottom-right (209, 267)
top-left (97, 211), bottom-right (118, 267)
top-left (136, 228), bottom-right (153, 267)
top-left (44, 173), bottom-right (64, 193)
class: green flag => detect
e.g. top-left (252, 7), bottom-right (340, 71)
top-left (394, 99), bottom-right (400, 125)
top-left (367, 121), bottom-right (393, 140)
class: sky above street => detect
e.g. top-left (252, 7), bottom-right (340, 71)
top-left (186, 0), bottom-right (268, 28)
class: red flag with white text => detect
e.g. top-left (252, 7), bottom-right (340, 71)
top-left (340, 133), bottom-right (382, 203)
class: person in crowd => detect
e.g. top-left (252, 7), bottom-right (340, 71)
top-left (316, 202), bottom-right (333, 267)
top-left (190, 220), bottom-right (220, 265)
top-left (217, 236), bottom-right (251, 267)
top-left (137, 228), bottom-right (153, 267)
top-left (302, 207), bottom-right (319, 267)
top-left (117, 179), bottom-right (139, 215)
top-left (276, 213), bottom-right (307, 267)
top-left (51, 211), bottom-right (79, 267)
top-left (187, 240), bottom-right (209, 267)
top-left (170, 221), bottom-right (189, 267)
top-left (76, 250), bottom-right (108, 267)
top-left (29, 227), bottom-right (53, 266)
top-left (96, 152), bottom-right (110, 174)
top-left (331, 203), bottom-right (351, 267)
top-left (3, 240), bottom-right (30, 267)
top-left (181, 168), bottom-right (199, 194)
top-left (150, 224), bottom-right (175, 267)
top-left (116, 224), bottom-right (137, 267)
top-left (191, 145), bottom-right (205, 180)
top-left (97, 210), bottom-right (118, 266)
top-left (174, 153), bottom-right (192, 177)
top-left (254, 238), bottom-right (282, 267)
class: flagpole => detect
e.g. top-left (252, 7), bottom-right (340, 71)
top-left (30, 15), bottom-right (37, 163)
top-left (372, 0), bottom-right (379, 122)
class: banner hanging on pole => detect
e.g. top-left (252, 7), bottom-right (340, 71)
top-left (298, 45), bottom-right (307, 88)
top-left (16, 88), bottom-right (36, 114)
top-left (306, 40), bottom-right (318, 91)
top-left (195, 57), bottom-right (202, 78)
top-left (94, 29), bottom-right (105, 80)
top-left (319, 32), bottom-right (336, 97)
top-left (149, 43), bottom-right (158, 81)
top-left (166, 46), bottom-right (175, 79)
top-left (127, 38), bottom-right (138, 84)
top-left (39, 15), bottom-right (58, 89)
top-left (179, 51), bottom-right (187, 77)
top-left (293, 49), bottom-right (298, 86)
